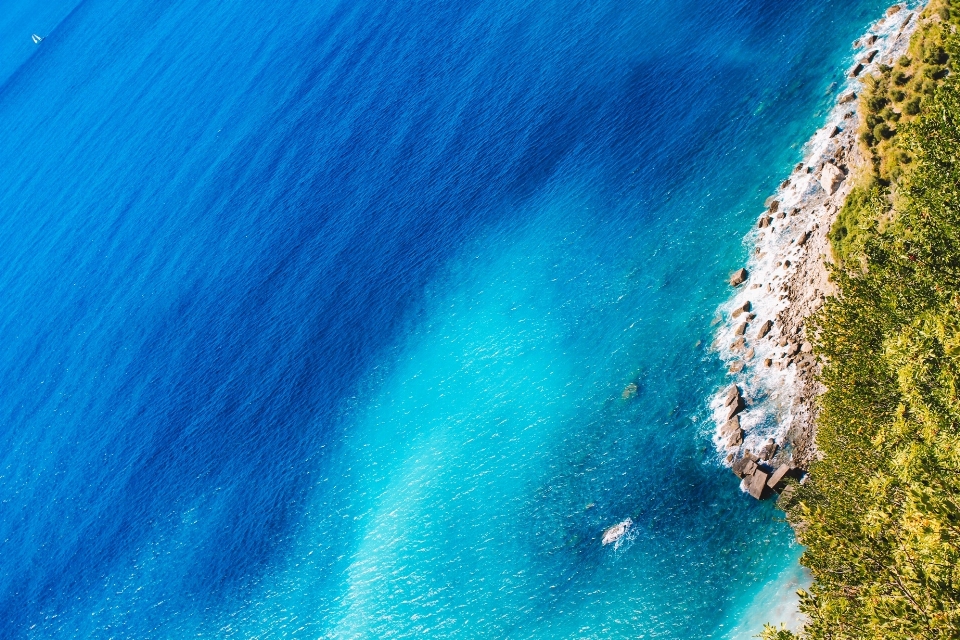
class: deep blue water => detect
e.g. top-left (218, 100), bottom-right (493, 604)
top-left (0, 0), bottom-right (892, 637)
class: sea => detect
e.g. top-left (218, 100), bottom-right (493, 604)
top-left (0, 0), bottom-right (897, 637)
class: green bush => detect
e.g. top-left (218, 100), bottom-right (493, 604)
top-left (873, 122), bottom-right (894, 140)
top-left (905, 96), bottom-right (922, 115)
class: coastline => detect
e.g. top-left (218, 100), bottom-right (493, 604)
top-left (710, 3), bottom-right (923, 488)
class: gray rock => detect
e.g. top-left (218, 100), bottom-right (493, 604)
top-left (732, 301), bottom-right (751, 318)
top-left (732, 456), bottom-right (757, 479)
top-left (725, 396), bottom-right (744, 421)
top-left (763, 358), bottom-right (773, 367)
top-left (726, 429), bottom-right (743, 448)
top-left (801, 341), bottom-right (813, 353)
top-left (735, 322), bottom-right (747, 336)
top-left (886, 4), bottom-right (901, 16)
top-left (747, 469), bottom-right (770, 499)
top-left (839, 91), bottom-right (857, 104)
top-left (820, 162), bottom-right (845, 194)
top-left (758, 216), bottom-right (772, 229)
top-left (796, 231), bottom-right (810, 246)
top-left (861, 49), bottom-right (878, 64)
top-left (721, 416), bottom-right (740, 435)
top-left (759, 438), bottom-right (778, 460)
top-left (730, 268), bottom-right (748, 287)
top-left (829, 125), bottom-right (841, 137)
top-left (731, 337), bottom-right (745, 351)
top-left (768, 200), bottom-right (779, 213)
top-left (729, 361), bottom-right (744, 374)
top-left (786, 342), bottom-right (800, 357)
top-left (724, 384), bottom-right (740, 406)
top-left (849, 62), bottom-right (864, 78)
top-left (745, 347), bottom-right (755, 361)
top-left (767, 463), bottom-right (792, 488)
top-left (756, 319), bottom-right (773, 339)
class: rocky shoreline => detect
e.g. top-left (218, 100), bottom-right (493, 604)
top-left (710, 3), bottom-right (922, 498)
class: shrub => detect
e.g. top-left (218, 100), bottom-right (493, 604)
top-left (905, 96), bottom-right (922, 115)
top-left (874, 121), bottom-right (894, 140)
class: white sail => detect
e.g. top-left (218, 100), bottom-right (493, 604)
top-left (32, 34), bottom-right (43, 44)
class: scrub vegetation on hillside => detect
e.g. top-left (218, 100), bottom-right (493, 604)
top-left (764, 2), bottom-right (960, 638)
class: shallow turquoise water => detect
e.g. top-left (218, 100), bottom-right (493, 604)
top-left (0, 0), bottom-right (895, 636)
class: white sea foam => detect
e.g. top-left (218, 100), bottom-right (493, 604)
top-left (710, 3), bottom-right (923, 468)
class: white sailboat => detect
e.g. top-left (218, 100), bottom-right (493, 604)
top-left (32, 34), bottom-right (43, 44)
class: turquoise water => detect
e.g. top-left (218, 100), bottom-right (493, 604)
top-left (0, 0), bottom-right (892, 637)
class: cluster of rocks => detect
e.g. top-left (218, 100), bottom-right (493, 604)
top-left (712, 4), bottom-right (919, 500)
top-left (732, 450), bottom-right (794, 500)
top-left (719, 383), bottom-right (796, 499)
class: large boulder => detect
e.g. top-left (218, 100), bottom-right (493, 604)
top-left (820, 163), bottom-right (844, 195)
top-left (730, 268), bottom-right (748, 287)
top-left (767, 463), bottom-right (792, 489)
top-left (746, 469), bottom-right (770, 499)
top-left (726, 429), bottom-right (743, 448)
top-left (839, 91), bottom-right (857, 104)
top-left (725, 396), bottom-right (744, 421)
top-left (721, 416), bottom-right (740, 435)
top-left (756, 319), bottom-right (774, 339)
top-left (724, 384), bottom-right (741, 406)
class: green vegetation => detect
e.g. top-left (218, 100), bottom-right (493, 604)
top-left (762, 3), bottom-right (960, 638)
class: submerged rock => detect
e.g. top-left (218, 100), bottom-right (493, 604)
top-left (622, 383), bottom-right (638, 399)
